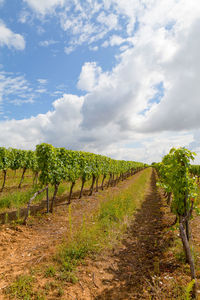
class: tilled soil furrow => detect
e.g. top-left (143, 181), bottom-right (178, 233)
top-left (93, 169), bottom-right (171, 300)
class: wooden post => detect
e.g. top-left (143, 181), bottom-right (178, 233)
top-left (46, 186), bottom-right (49, 213)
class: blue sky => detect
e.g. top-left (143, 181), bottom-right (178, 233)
top-left (0, 1), bottom-right (117, 119)
top-left (0, 0), bottom-right (200, 163)
top-left (0, 0), bottom-right (127, 119)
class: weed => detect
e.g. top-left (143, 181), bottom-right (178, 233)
top-left (5, 275), bottom-right (34, 299)
top-left (44, 265), bottom-right (56, 278)
top-left (57, 286), bottom-right (64, 297)
top-left (34, 291), bottom-right (46, 300)
top-left (172, 238), bottom-right (186, 263)
top-left (185, 279), bottom-right (195, 300)
top-left (58, 270), bottom-right (78, 283)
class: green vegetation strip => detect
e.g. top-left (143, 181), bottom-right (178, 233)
top-left (0, 184), bottom-right (66, 211)
top-left (6, 168), bottom-right (151, 299)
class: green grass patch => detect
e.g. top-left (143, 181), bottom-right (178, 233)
top-left (0, 182), bottom-right (68, 212)
top-left (44, 265), bottom-right (56, 278)
top-left (0, 169), bottom-right (107, 213)
top-left (5, 275), bottom-right (34, 299)
top-left (0, 173), bottom-right (97, 212)
top-left (5, 274), bottom-right (46, 300)
top-left (0, 189), bottom-right (37, 210)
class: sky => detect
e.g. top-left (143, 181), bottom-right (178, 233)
top-left (0, 0), bottom-right (200, 164)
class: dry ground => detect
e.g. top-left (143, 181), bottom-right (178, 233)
top-left (1, 169), bottom-right (200, 299)
top-left (0, 170), bottom-right (145, 298)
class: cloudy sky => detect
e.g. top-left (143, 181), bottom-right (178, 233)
top-left (0, 0), bottom-right (200, 163)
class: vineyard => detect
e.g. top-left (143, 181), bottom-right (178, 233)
top-left (0, 145), bottom-right (200, 299)
top-left (0, 143), bottom-right (145, 223)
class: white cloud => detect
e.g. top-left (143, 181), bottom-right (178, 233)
top-left (35, 89), bottom-right (47, 94)
top-left (0, 72), bottom-right (32, 105)
top-left (64, 45), bottom-right (75, 55)
top-left (0, 73), bottom-right (49, 112)
top-left (24, 0), bottom-right (65, 15)
top-left (76, 0), bottom-right (200, 135)
top-left (19, 10), bottom-right (31, 23)
top-left (0, 93), bottom-right (195, 163)
top-left (0, 94), bottom-right (84, 149)
top-left (10, 98), bottom-right (34, 105)
top-left (97, 12), bottom-right (118, 31)
top-left (108, 35), bottom-right (126, 46)
top-left (80, 45), bottom-right (162, 130)
top-left (102, 0), bottom-right (141, 35)
top-left (39, 39), bottom-right (58, 47)
top-left (134, 6), bottom-right (200, 133)
top-left (77, 62), bottom-right (102, 92)
top-left (37, 79), bottom-right (48, 85)
top-left (0, 20), bottom-right (25, 50)
top-left (89, 45), bottom-right (98, 51)
top-left (102, 35), bottom-right (133, 48)
top-left (23, 0), bottom-right (140, 53)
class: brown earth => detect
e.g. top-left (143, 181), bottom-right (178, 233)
top-left (0, 170), bottom-right (145, 298)
top-left (1, 169), bottom-right (200, 299)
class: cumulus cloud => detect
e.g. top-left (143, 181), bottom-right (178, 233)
top-left (0, 20), bottom-right (25, 50)
top-left (0, 94), bottom-right (83, 149)
top-left (2, 0), bottom-right (200, 163)
top-left (77, 62), bottom-right (102, 92)
top-left (0, 92), bottom-right (194, 163)
top-left (80, 45), bottom-right (162, 130)
top-left (138, 18), bottom-right (200, 133)
top-left (73, 0), bottom-right (200, 137)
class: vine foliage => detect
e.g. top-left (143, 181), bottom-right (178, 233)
top-left (156, 147), bottom-right (197, 291)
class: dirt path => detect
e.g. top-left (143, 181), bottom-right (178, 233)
top-left (0, 170), bottom-right (146, 296)
top-left (64, 169), bottom-right (174, 300)
top-left (96, 170), bottom-right (166, 299)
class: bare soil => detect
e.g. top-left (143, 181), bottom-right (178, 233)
top-left (0, 170), bottom-right (144, 298)
top-left (1, 169), bottom-right (200, 299)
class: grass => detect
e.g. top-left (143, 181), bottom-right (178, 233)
top-left (5, 275), bottom-right (34, 299)
top-left (0, 188), bottom-right (39, 210)
top-left (5, 274), bottom-right (48, 300)
top-left (44, 265), bottom-right (56, 278)
top-left (0, 184), bottom-right (67, 212)
top-left (0, 169), bottom-right (103, 213)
